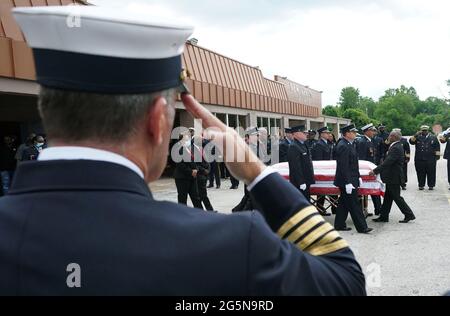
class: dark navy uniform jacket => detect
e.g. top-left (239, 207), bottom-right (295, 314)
top-left (356, 136), bottom-right (376, 163)
top-left (288, 140), bottom-right (316, 188)
top-left (373, 136), bottom-right (385, 165)
top-left (443, 136), bottom-right (450, 160)
top-left (334, 139), bottom-right (361, 188)
top-left (279, 138), bottom-right (292, 163)
top-left (311, 139), bottom-right (333, 161)
top-left (0, 160), bottom-right (365, 296)
top-left (305, 139), bottom-right (317, 151)
top-left (409, 134), bottom-right (441, 162)
top-left (400, 138), bottom-right (411, 162)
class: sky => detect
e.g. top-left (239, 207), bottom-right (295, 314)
top-left (90, 0), bottom-right (450, 106)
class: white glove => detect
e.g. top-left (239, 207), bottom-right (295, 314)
top-left (345, 184), bottom-right (355, 195)
top-left (300, 184), bottom-right (307, 191)
top-left (359, 178), bottom-right (364, 186)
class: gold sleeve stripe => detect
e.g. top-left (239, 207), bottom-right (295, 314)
top-left (277, 206), bottom-right (318, 237)
top-left (310, 230), bottom-right (342, 249)
top-left (297, 223), bottom-right (335, 250)
top-left (285, 215), bottom-right (325, 244)
top-left (308, 239), bottom-right (349, 257)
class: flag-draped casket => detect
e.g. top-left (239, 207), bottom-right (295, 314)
top-left (272, 161), bottom-right (385, 196)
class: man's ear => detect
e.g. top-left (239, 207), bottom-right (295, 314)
top-left (145, 96), bottom-right (167, 146)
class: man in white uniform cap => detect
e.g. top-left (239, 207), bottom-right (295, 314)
top-left (0, 6), bottom-right (365, 296)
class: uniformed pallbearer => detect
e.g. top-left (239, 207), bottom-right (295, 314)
top-left (288, 125), bottom-right (316, 201)
top-left (356, 124), bottom-right (382, 217)
top-left (306, 130), bottom-right (318, 151)
top-left (279, 128), bottom-right (293, 163)
top-left (311, 126), bottom-right (333, 216)
top-left (409, 126), bottom-right (441, 190)
top-left (334, 125), bottom-right (373, 234)
top-left (0, 6), bottom-right (365, 296)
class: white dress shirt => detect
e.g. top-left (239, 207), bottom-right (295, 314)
top-left (38, 147), bottom-right (275, 190)
top-left (38, 147), bottom-right (144, 179)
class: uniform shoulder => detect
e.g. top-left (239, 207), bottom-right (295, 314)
top-left (156, 200), bottom-right (256, 236)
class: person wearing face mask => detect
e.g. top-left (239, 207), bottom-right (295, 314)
top-left (0, 136), bottom-right (17, 196)
top-left (21, 136), bottom-right (46, 161)
top-left (409, 126), bottom-right (441, 191)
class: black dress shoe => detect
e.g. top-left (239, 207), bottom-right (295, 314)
top-left (401, 186), bottom-right (407, 191)
top-left (360, 228), bottom-right (374, 234)
top-left (207, 184), bottom-right (214, 188)
top-left (373, 217), bottom-right (389, 223)
top-left (216, 186), bottom-right (221, 189)
top-left (419, 187), bottom-right (425, 191)
top-left (336, 227), bottom-right (352, 232)
top-left (400, 216), bottom-right (416, 224)
top-left (429, 187), bottom-right (434, 191)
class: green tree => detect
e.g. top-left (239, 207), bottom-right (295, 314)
top-left (342, 109), bottom-right (370, 128)
top-left (339, 87), bottom-right (360, 112)
top-left (322, 105), bottom-right (339, 117)
top-left (374, 91), bottom-right (416, 134)
top-left (359, 96), bottom-right (376, 117)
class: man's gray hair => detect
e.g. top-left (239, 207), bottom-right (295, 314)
top-left (390, 130), bottom-right (402, 141)
top-left (38, 86), bottom-right (175, 143)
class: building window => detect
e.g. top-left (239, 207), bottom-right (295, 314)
top-left (216, 113), bottom-right (227, 125)
top-left (238, 115), bottom-right (247, 130)
top-left (270, 118), bottom-right (275, 129)
top-left (228, 114), bottom-right (238, 129)
top-left (262, 118), bottom-right (269, 130)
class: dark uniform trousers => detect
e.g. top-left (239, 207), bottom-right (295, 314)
top-left (403, 162), bottom-right (408, 186)
top-left (288, 140), bottom-right (315, 203)
top-left (197, 177), bottom-right (214, 211)
top-left (444, 139), bottom-right (450, 185)
top-left (174, 145), bottom-right (204, 209)
top-left (447, 159), bottom-right (450, 185)
top-left (355, 136), bottom-right (381, 215)
top-left (208, 161), bottom-right (221, 187)
top-left (415, 160), bottom-right (437, 188)
top-left (175, 178), bottom-right (203, 209)
top-left (401, 138), bottom-right (411, 187)
top-left (410, 134), bottom-right (440, 188)
top-left (335, 188), bottom-right (369, 233)
top-left (0, 160), bottom-right (366, 295)
top-left (311, 139), bottom-right (332, 213)
top-left (334, 139), bottom-right (369, 233)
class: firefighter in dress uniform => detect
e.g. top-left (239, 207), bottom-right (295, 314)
top-left (409, 126), bottom-right (441, 191)
top-left (0, 6), bottom-right (366, 296)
